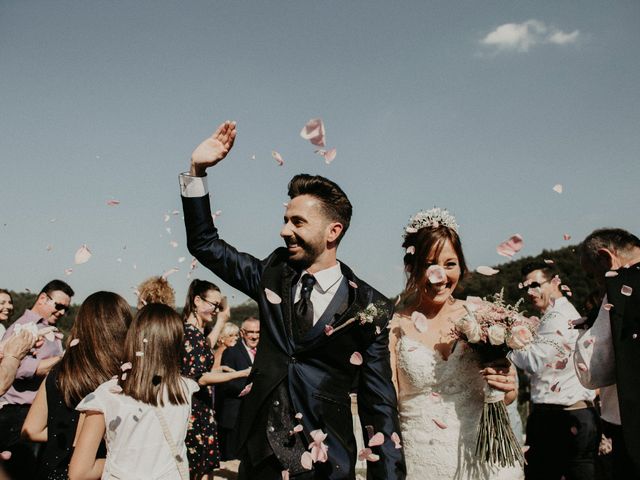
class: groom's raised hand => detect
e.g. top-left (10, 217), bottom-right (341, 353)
top-left (190, 120), bottom-right (237, 176)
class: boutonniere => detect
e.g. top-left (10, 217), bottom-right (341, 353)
top-left (324, 302), bottom-right (387, 336)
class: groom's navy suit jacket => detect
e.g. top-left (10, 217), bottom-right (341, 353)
top-left (182, 193), bottom-right (406, 479)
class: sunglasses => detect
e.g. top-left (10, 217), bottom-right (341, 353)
top-left (520, 280), bottom-right (549, 290)
top-left (46, 293), bottom-right (69, 312)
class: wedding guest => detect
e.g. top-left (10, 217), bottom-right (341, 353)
top-left (136, 275), bottom-right (176, 309)
top-left (509, 262), bottom-right (599, 480)
top-left (213, 322), bottom-right (240, 369)
top-left (69, 304), bottom-right (198, 480)
top-left (0, 280), bottom-right (73, 479)
top-left (216, 317), bottom-right (260, 461)
top-left (0, 289), bottom-right (15, 338)
top-left (22, 291), bottom-right (132, 479)
top-left (0, 331), bottom-right (38, 396)
top-left (389, 208), bottom-right (522, 479)
top-left (574, 228), bottom-right (640, 479)
top-left (181, 279), bottom-right (250, 480)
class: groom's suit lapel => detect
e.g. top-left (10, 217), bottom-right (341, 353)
top-left (261, 261), bottom-right (297, 354)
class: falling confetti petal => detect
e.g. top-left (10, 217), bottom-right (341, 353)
top-left (544, 259), bottom-right (555, 264)
top-left (46, 245), bottom-right (53, 252)
top-left (357, 448), bottom-right (380, 462)
top-left (265, 288), bottom-right (282, 304)
top-left (348, 280), bottom-right (358, 289)
top-left (476, 266), bottom-right (499, 276)
top-left (292, 424), bottom-right (304, 434)
top-left (570, 426), bottom-right (578, 435)
top-left (563, 234), bottom-right (571, 241)
top-left (560, 285), bottom-right (571, 291)
top-left (603, 303), bottom-right (614, 311)
top-left (315, 148), bottom-right (337, 164)
top-left (368, 432), bottom-right (384, 447)
top-left (295, 412), bottom-right (303, 420)
top-left (605, 271), bottom-right (618, 277)
top-left (135, 351), bottom-right (144, 357)
top-left (496, 234), bottom-right (524, 257)
top-left (178, 257), bottom-right (186, 263)
top-left (553, 184), bottom-right (563, 194)
top-left (324, 325), bottom-right (334, 336)
top-left (391, 432), bottom-right (402, 449)
top-left (621, 285), bottom-right (633, 297)
top-left (350, 352), bottom-right (363, 365)
top-left (121, 373), bottom-right (127, 381)
top-left (426, 265), bottom-right (447, 284)
top-left (64, 268), bottom-right (73, 276)
top-left (1, 451), bottom-right (12, 461)
top-left (301, 451), bottom-right (313, 470)
top-left (74, 245), bottom-right (92, 264)
top-left (212, 210), bottom-right (222, 220)
top-left (162, 268), bottom-right (179, 280)
top-left (239, 382), bottom-right (253, 397)
top-left (163, 214), bottom-right (170, 222)
top-left (300, 118), bottom-right (326, 147)
top-left (169, 240), bottom-right (178, 248)
top-left (69, 338), bottom-right (80, 347)
top-left (281, 470), bottom-right (290, 480)
top-left (406, 246), bottom-right (415, 255)
top-left (272, 151), bottom-right (285, 166)
top-left (433, 419), bottom-right (448, 429)
top-left (411, 311), bottom-right (428, 333)
top-left (106, 200), bottom-right (120, 206)
top-left (121, 362), bottom-right (132, 371)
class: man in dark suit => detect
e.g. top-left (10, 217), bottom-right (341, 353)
top-left (575, 228), bottom-right (640, 479)
top-left (179, 121), bottom-right (405, 479)
top-left (216, 316), bottom-right (260, 460)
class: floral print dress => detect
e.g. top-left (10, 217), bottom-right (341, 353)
top-left (181, 323), bottom-right (220, 476)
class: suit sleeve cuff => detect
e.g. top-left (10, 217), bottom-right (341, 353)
top-left (179, 173), bottom-right (209, 198)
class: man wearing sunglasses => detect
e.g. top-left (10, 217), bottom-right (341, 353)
top-left (0, 279), bottom-right (73, 478)
top-left (509, 262), bottom-right (598, 480)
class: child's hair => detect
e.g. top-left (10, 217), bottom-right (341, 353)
top-left (119, 303), bottom-right (187, 406)
top-left (58, 291), bottom-right (132, 407)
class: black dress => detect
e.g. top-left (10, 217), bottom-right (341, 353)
top-left (180, 323), bottom-right (220, 476)
top-left (37, 367), bottom-right (106, 480)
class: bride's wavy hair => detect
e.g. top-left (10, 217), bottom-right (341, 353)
top-left (401, 225), bottom-right (467, 307)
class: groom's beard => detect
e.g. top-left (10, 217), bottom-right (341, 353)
top-left (284, 234), bottom-right (323, 270)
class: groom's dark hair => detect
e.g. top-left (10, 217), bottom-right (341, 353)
top-left (288, 174), bottom-right (352, 243)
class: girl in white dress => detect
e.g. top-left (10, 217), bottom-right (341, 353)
top-left (69, 304), bottom-right (198, 480)
top-left (389, 209), bottom-right (524, 480)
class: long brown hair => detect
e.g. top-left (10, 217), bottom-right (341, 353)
top-left (402, 225), bottom-right (468, 307)
top-left (119, 304), bottom-right (187, 406)
top-left (57, 291), bottom-right (132, 407)
top-left (182, 279), bottom-right (220, 322)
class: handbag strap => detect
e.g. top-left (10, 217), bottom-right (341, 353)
top-left (153, 407), bottom-right (189, 480)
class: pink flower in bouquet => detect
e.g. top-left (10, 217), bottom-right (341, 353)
top-left (487, 324), bottom-right (506, 346)
top-left (455, 314), bottom-right (481, 343)
top-left (507, 325), bottom-right (534, 349)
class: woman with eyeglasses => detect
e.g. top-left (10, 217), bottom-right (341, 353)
top-left (181, 279), bottom-right (250, 480)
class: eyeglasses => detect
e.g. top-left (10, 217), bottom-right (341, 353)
top-left (521, 280), bottom-right (550, 290)
top-left (201, 298), bottom-right (223, 312)
top-left (241, 329), bottom-right (260, 335)
top-left (46, 293), bottom-right (69, 312)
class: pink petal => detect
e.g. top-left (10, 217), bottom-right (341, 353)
top-left (292, 424), bottom-right (304, 434)
top-left (391, 432), bottom-right (402, 449)
top-left (552, 184), bottom-right (563, 194)
top-left (577, 362), bottom-right (588, 372)
top-left (121, 372), bottom-right (127, 380)
top-left (161, 267), bottom-right (178, 280)
top-left (621, 285), bottom-right (633, 297)
top-left (522, 445), bottom-right (530, 453)
top-left (560, 285), bottom-right (571, 291)
top-left (169, 240), bottom-right (178, 248)
top-left (375, 326), bottom-right (382, 335)
top-left (324, 325), bottom-right (334, 336)
top-left (411, 311), bottom-right (428, 333)
top-left (212, 209), bottom-right (222, 220)
top-left (69, 338), bottom-right (80, 347)
top-left (426, 264), bottom-right (447, 284)
top-left (563, 234), bottom-right (572, 241)
top-left (106, 199), bottom-right (121, 206)
top-left (348, 280), bottom-right (358, 289)
top-left (135, 351), bottom-right (144, 357)
top-left (238, 382), bottom-right (253, 397)
top-left (570, 426), bottom-right (578, 435)
top-left (1, 451), bottom-right (12, 460)
top-left (368, 432), bottom-right (384, 447)
top-left (310, 429), bottom-right (327, 443)
top-left (121, 362), bottom-right (132, 372)
top-left (406, 246), bottom-right (415, 255)
top-left (295, 412), bottom-right (303, 420)
top-left (496, 234), bottom-right (524, 257)
top-left (264, 288), bottom-right (282, 304)
top-left (544, 259), bottom-right (555, 264)
top-left (74, 244), bottom-right (92, 264)
top-left (603, 303), bottom-right (614, 311)
top-left (432, 418), bottom-right (448, 429)
top-left (605, 271), bottom-right (618, 277)
top-left (300, 118), bottom-right (326, 147)
top-left (64, 268), bottom-right (73, 276)
top-left (272, 151), bottom-right (285, 166)
top-left (476, 266), bottom-right (499, 276)
top-left (281, 470), bottom-right (290, 480)
top-left (301, 451), bottom-right (313, 470)
top-left (315, 148), bottom-right (337, 164)
top-left (350, 351), bottom-right (363, 366)
top-left (357, 448), bottom-right (380, 462)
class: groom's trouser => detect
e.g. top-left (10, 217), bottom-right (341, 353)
top-left (524, 403), bottom-right (600, 480)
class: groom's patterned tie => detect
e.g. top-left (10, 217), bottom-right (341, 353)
top-left (294, 274), bottom-right (316, 339)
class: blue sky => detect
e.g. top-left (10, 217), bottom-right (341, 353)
top-left (1, 0), bottom-right (639, 307)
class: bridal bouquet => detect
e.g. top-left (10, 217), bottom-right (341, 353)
top-left (452, 291), bottom-right (538, 467)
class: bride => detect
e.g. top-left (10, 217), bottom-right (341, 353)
top-left (389, 208), bottom-right (524, 479)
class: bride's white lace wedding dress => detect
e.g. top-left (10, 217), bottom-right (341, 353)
top-left (396, 333), bottom-right (524, 479)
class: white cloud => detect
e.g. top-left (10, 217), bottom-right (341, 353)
top-left (481, 20), bottom-right (580, 53)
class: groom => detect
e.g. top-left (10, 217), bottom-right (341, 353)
top-left (179, 121), bottom-right (405, 479)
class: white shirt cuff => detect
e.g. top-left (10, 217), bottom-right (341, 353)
top-left (179, 173), bottom-right (209, 198)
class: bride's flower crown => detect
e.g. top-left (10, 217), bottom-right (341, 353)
top-left (404, 207), bottom-right (459, 237)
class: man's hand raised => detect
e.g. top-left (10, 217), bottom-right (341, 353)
top-left (190, 120), bottom-right (237, 177)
